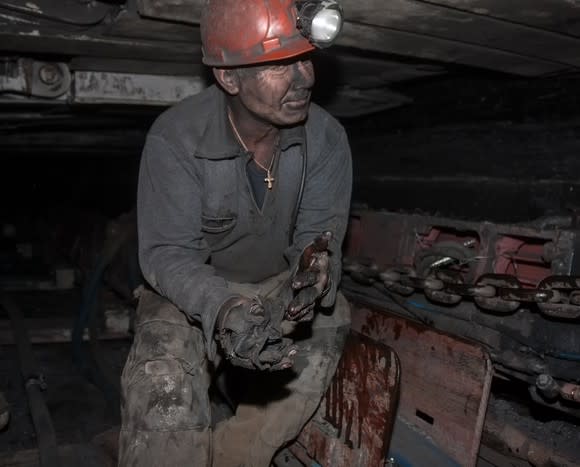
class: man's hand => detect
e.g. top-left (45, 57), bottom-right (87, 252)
top-left (286, 232), bottom-right (332, 321)
top-left (216, 296), bottom-right (297, 371)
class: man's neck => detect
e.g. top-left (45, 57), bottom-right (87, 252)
top-left (227, 102), bottom-right (279, 157)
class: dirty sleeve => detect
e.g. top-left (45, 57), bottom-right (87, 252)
top-left (137, 134), bottom-right (239, 359)
top-left (285, 127), bottom-right (353, 308)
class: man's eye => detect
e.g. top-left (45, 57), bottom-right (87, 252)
top-left (268, 65), bottom-right (288, 73)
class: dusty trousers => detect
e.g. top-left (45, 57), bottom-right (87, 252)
top-left (118, 273), bottom-right (351, 467)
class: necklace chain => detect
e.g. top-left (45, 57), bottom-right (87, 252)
top-left (227, 109), bottom-right (276, 189)
top-left (252, 157), bottom-right (272, 173)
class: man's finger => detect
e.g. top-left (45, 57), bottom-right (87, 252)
top-left (287, 305), bottom-right (315, 323)
top-left (268, 357), bottom-right (295, 371)
top-left (259, 342), bottom-right (297, 370)
top-left (312, 231), bottom-right (332, 252)
top-left (287, 287), bottom-right (319, 318)
top-left (295, 307), bottom-right (315, 322)
top-left (299, 233), bottom-right (332, 270)
top-left (291, 270), bottom-right (319, 290)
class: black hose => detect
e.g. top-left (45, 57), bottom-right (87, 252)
top-left (1, 296), bottom-right (61, 467)
top-left (72, 223), bottom-right (132, 404)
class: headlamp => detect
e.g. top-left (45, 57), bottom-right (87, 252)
top-left (296, 0), bottom-right (344, 48)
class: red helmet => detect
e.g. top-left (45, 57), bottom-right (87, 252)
top-left (201, 0), bottom-right (315, 67)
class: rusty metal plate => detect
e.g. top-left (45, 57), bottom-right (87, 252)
top-left (289, 332), bottom-right (400, 467)
top-left (350, 303), bottom-right (492, 467)
top-left (73, 71), bottom-right (205, 106)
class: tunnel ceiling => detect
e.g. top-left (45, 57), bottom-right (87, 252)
top-left (3, 0), bottom-right (580, 76)
top-left (1, 0), bottom-right (580, 153)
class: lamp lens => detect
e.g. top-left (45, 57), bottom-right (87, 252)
top-left (311, 8), bottom-right (342, 43)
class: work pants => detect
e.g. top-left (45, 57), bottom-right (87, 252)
top-left (118, 273), bottom-right (351, 467)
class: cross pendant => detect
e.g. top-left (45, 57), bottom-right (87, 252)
top-left (264, 170), bottom-right (275, 190)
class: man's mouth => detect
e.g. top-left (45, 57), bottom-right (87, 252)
top-left (284, 95), bottom-right (311, 108)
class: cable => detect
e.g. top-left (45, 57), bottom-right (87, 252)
top-left (72, 224), bottom-right (131, 404)
top-left (549, 352), bottom-right (580, 362)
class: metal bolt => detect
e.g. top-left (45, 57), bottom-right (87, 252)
top-left (535, 373), bottom-right (561, 399)
top-left (38, 64), bottom-right (61, 85)
top-left (428, 239), bottom-right (477, 269)
top-left (536, 374), bottom-right (552, 389)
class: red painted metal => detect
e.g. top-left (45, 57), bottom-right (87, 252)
top-left (345, 211), bottom-right (574, 287)
top-left (290, 332), bottom-right (400, 467)
top-left (493, 235), bottom-right (551, 286)
top-left (350, 302), bottom-right (492, 467)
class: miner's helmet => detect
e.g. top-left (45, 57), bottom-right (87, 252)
top-left (200, 0), bottom-right (344, 67)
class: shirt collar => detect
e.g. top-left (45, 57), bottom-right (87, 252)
top-left (195, 86), bottom-right (306, 160)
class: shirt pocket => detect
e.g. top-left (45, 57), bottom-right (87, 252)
top-left (200, 214), bottom-right (237, 234)
top-left (200, 211), bottom-right (238, 252)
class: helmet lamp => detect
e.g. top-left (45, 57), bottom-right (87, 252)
top-left (297, 0), bottom-right (344, 48)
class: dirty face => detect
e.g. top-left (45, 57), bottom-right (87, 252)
top-left (235, 56), bottom-right (315, 127)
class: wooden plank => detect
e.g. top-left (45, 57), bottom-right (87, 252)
top-left (137, 0), bottom-right (203, 25)
top-left (108, 9), bottom-right (199, 42)
top-left (430, 0), bottom-right (580, 37)
top-left (341, 0), bottom-right (580, 70)
top-left (0, 0), bottom-right (111, 25)
top-left (340, 22), bottom-right (567, 76)
top-left (130, 0), bottom-right (573, 75)
top-left (134, 0), bottom-right (580, 42)
top-left (349, 304), bottom-right (492, 467)
top-left (0, 28), bottom-right (202, 63)
top-left (2, 1), bottom-right (575, 77)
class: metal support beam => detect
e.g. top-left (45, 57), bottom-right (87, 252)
top-left (0, 58), bottom-right (207, 105)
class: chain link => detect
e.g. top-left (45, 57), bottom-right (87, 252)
top-left (343, 257), bottom-right (580, 319)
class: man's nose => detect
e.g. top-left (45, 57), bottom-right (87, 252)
top-left (292, 60), bottom-right (315, 88)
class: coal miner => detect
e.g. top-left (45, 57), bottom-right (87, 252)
top-left (119, 0), bottom-right (352, 465)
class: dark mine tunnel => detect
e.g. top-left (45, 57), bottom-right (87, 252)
top-left (1, 1), bottom-right (580, 467)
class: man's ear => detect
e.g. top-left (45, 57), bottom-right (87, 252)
top-left (213, 68), bottom-right (240, 95)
